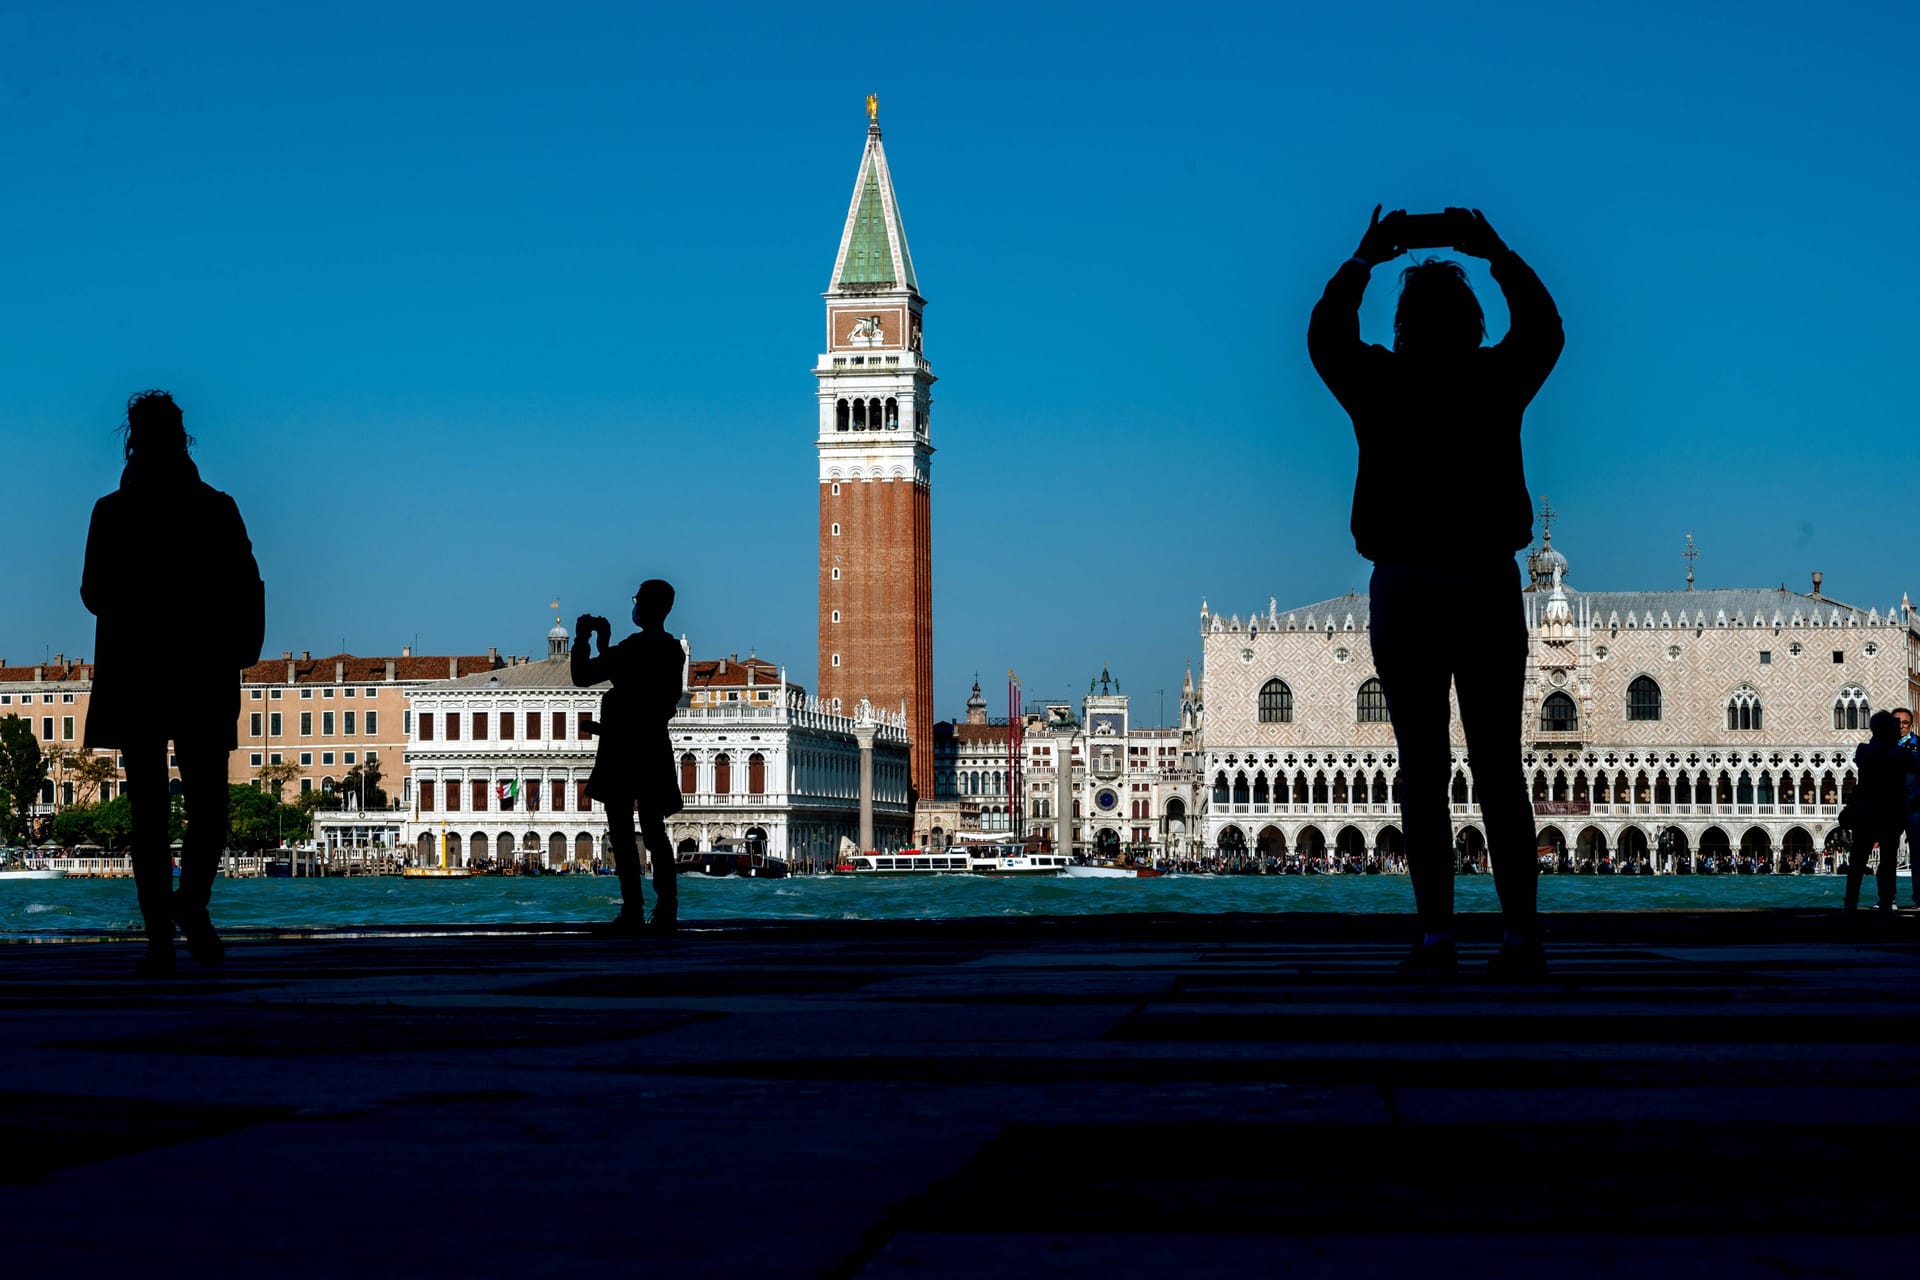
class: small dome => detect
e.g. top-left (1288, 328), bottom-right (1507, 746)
top-left (548, 621), bottom-right (569, 639)
top-left (1527, 535), bottom-right (1569, 591)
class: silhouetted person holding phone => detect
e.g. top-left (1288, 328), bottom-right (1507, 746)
top-left (81, 391), bottom-right (264, 976)
top-left (1844, 711), bottom-right (1918, 913)
top-left (1309, 207), bottom-right (1564, 979)
top-left (573, 580), bottom-right (684, 935)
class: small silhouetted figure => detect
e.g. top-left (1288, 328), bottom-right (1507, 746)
top-left (1895, 707), bottom-right (1919, 907)
top-left (572, 580), bottom-right (684, 935)
top-left (81, 391), bottom-right (264, 976)
top-left (1309, 207), bottom-right (1564, 980)
top-left (1845, 711), bottom-right (1918, 912)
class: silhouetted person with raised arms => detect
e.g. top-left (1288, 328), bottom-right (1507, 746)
top-left (573, 580), bottom-right (684, 935)
top-left (82, 391), bottom-right (264, 976)
top-left (1845, 711), bottom-right (1918, 913)
top-left (1309, 207), bottom-right (1564, 980)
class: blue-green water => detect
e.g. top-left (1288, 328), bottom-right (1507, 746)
top-left (0, 871), bottom-right (1867, 936)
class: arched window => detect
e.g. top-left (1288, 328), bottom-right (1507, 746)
top-left (747, 752), bottom-right (766, 795)
top-left (1257, 678), bottom-right (1293, 723)
top-left (1833, 685), bottom-right (1869, 730)
top-left (1212, 772), bottom-right (1228, 804)
top-left (714, 753), bottom-right (731, 793)
top-left (1626, 675), bottom-right (1662, 722)
top-left (851, 400), bottom-right (867, 431)
top-left (680, 753), bottom-right (697, 794)
top-left (1540, 692), bottom-right (1578, 732)
top-left (884, 396), bottom-right (899, 430)
top-left (1727, 687), bottom-right (1762, 731)
top-left (835, 399), bottom-right (849, 431)
top-left (1231, 773), bottom-right (1250, 804)
top-left (1355, 678), bottom-right (1389, 723)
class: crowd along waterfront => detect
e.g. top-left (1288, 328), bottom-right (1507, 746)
top-left (0, 870), bottom-right (1890, 937)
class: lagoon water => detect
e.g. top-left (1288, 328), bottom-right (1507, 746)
top-left (0, 870), bottom-right (1864, 937)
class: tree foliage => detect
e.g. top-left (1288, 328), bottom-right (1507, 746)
top-left (71, 752), bottom-right (119, 806)
top-left (50, 795), bottom-right (142, 850)
top-left (0, 715), bottom-right (47, 842)
top-left (226, 784), bottom-right (289, 852)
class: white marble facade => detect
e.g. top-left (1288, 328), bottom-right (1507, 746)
top-left (400, 632), bottom-right (910, 867)
top-left (1197, 540), bottom-right (1920, 869)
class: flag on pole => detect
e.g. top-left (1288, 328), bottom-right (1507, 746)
top-left (496, 779), bottom-right (519, 805)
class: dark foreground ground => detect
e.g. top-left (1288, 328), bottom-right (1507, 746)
top-left (3, 910), bottom-right (1917, 1277)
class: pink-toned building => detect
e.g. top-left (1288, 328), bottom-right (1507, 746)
top-left (0, 647), bottom-right (501, 831)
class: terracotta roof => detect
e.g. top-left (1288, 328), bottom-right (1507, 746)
top-left (687, 656), bottom-right (798, 693)
top-left (240, 652), bottom-right (502, 685)
top-left (0, 662), bottom-right (95, 684)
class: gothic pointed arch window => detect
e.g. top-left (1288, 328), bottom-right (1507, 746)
top-left (1258, 678), bottom-right (1293, 723)
top-left (1727, 686), bottom-right (1762, 731)
top-left (1539, 691), bottom-right (1578, 732)
top-left (1626, 675), bottom-right (1662, 722)
top-left (1355, 678), bottom-right (1389, 723)
top-left (1833, 685), bottom-right (1869, 730)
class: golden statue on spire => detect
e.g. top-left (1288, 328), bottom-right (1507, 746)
top-left (866, 93), bottom-right (878, 123)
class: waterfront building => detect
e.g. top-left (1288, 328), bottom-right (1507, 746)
top-left (924, 679), bottom-right (1019, 845)
top-left (394, 626), bottom-right (909, 868)
top-left (815, 99), bottom-right (936, 803)
top-left (1015, 669), bottom-right (1203, 862)
top-left (0, 647), bottom-right (498, 834)
top-left (1196, 526), bottom-right (1920, 870)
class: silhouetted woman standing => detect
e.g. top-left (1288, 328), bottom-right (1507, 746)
top-left (572, 579), bottom-right (684, 935)
top-left (82, 392), bottom-right (264, 975)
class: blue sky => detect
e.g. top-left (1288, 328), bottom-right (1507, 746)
top-left (4, 1), bottom-right (1914, 724)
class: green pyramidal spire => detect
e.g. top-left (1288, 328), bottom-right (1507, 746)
top-left (831, 119), bottom-right (918, 293)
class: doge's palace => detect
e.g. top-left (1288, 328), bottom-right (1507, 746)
top-left (1199, 529), bottom-right (1920, 871)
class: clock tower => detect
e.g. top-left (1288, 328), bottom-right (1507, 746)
top-left (816, 99), bottom-right (936, 803)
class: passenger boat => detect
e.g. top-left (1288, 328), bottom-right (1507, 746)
top-left (0, 859), bottom-right (64, 881)
top-left (835, 844), bottom-right (1068, 876)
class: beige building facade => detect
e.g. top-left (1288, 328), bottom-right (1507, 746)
top-left (0, 647), bottom-right (500, 833)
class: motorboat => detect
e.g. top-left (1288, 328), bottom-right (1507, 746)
top-left (1063, 859), bottom-right (1164, 879)
top-left (675, 850), bottom-right (791, 879)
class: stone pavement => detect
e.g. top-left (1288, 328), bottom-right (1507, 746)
top-left (3, 911), bottom-right (1917, 1277)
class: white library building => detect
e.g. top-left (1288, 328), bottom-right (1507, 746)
top-left (395, 625), bottom-right (910, 869)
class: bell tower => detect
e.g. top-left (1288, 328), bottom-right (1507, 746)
top-left (816, 96), bottom-right (936, 803)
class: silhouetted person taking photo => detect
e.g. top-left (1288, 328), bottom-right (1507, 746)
top-left (573, 579), bottom-right (684, 935)
top-left (1309, 207), bottom-right (1564, 979)
top-left (82, 391), bottom-right (264, 976)
top-left (1844, 710), bottom-right (1918, 913)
